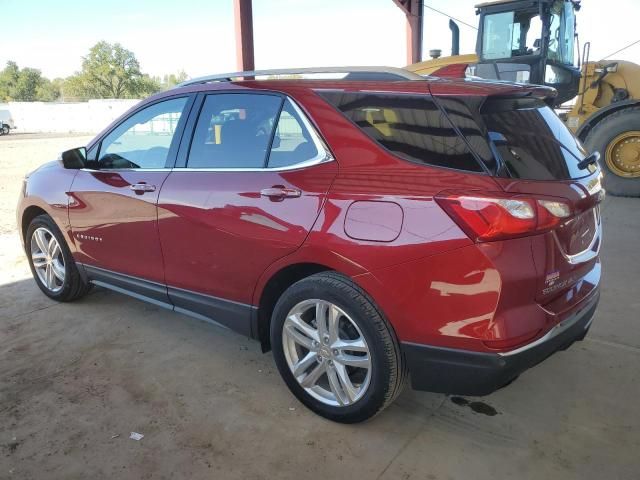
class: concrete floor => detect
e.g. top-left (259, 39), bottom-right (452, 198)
top-left (1, 134), bottom-right (639, 479)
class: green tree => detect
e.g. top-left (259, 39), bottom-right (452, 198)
top-left (136, 75), bottom-right (162, 96)
top-left (154, 71), bottom-right (189, 90)
top-left (65, 41), bottom-right (160, 99)
top-left (61, 74), bottom-right (89, 101)
top-left (36, 78), bottom-right (62, 102)
top-left (12, 68), bottom-right (45, 101)
top-left (0, 62), bottom-right (60, 102)
top-left (0, 61), bottom-right (20, 100)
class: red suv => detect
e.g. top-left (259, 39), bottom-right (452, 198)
top-left (17, 67), bottom-right (603, 423)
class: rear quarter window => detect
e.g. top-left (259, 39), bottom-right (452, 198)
top-left (267, 99), bottom-right (320, 168)
top-left (317, 91), bottom-right (484, 172)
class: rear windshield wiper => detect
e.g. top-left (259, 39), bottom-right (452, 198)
top-left (578, 151), bottom-right (600, 170)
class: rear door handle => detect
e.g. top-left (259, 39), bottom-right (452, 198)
top-left (130, 183), bottom-right (156, 193)
top-left (260, 186), bottom-right (301, 199)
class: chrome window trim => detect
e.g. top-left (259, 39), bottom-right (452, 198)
top-left (173, 154), bottom-right (333, 173)
top-left (80, 156), bottom-right (334, 174)
top-left (81, 157), bottom-right (334, 174)
top-left (81, 168), bottom-right (173, 173)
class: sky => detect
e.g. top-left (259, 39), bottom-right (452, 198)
top-left (1, 0), bottom-right (639, 80)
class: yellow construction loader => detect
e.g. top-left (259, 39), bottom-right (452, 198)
top-left (408, 0), bottom-right (640, 196)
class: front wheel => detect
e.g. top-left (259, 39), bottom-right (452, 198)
top-left (270, 272), bottom-right (406, 423)
top-left (26, 214), bottom-right (91, 301)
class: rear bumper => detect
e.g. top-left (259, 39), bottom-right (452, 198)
top-left (402, 290), bottom-right (599, 396)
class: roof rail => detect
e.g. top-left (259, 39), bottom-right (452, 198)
top-left (175, 66), bottom-right (424, 88)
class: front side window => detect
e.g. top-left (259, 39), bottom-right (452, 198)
top-left (318, 91), bottom-right (483, 172)
top-left (98, 97), bottom-right (188, 169)
top-left (187, 93), bottom-right (283, 168)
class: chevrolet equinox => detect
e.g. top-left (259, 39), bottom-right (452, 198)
top-left (17, 67), bottom-right (603, 423)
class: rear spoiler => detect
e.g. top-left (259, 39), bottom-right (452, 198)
top-left (482, 87), bottom-right (559, 108)
top-left (429, 80), bottom-right (557, 107)
top-left (429, 62), bottom-right (557, 104)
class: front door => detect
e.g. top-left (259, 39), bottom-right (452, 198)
top-left (69, 96), bottom-right (191, 299)
top-left (157, 93), bottom-right (337, 334)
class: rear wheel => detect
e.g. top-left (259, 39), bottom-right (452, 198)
top-left (26, 214), bottom-right (90, 301)
top-left (270, 272), bottom-right (406, 423)
top-left (1, 125), bottom-right (9, 135)
top-left (584, 107), bottom-right (640, 197)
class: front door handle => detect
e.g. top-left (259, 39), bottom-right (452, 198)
top-left (260, 186), bottom-right (301, 199)
top-left (130, 183), bottom-right (156, 194)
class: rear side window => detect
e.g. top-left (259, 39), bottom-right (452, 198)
top-left (187, 93), bottom-right (283, 168)
top-left (318, 91), bottom-right (483, 172)
top-left (481, 98), bottom-right (589, 180)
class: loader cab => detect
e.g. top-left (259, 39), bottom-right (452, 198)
top-left (473, 0), bottom-right (581, 105)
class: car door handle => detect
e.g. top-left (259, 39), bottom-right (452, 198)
top-left (260, 186), bottom-right (302, 199)
top-left (130, 183), bottom-right (156, 193)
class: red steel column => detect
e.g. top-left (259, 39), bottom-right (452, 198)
top-left (234, 0), bottom-right (255, 72)
top-left (392, 0), bottom-right (424, 65)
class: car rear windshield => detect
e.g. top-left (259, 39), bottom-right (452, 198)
top-left (317, 91), bottom-right (484, 172)
top-left (480, 97), bottom-right (589, 180)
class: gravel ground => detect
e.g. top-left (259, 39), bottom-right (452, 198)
top-left (1, 134), bottom-right (639, 479)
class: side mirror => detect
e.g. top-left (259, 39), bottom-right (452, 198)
top-left (60, 147), bottom-right (87, 169)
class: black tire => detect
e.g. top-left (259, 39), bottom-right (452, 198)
top-left (1, 125), bottom-right (8, 135)
top-left (270, 272), bottom-right (406, 423)
top-left (584, 107), bottom-right (640, 197)
top-left (26, 214), bottom-right (91, 302)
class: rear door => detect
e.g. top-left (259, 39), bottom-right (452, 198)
top-left (69, 96), bottom-right (192, 300)
top-left (157, 92), bottom-right (337, 334)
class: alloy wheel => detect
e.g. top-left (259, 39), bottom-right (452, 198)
top-left (30, 227), bottom-right (65, 293)
top-left (282, 299), bottom-right (372, 407)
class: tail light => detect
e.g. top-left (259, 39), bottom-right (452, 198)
top-left (435, 192), bottom-right (572, 242)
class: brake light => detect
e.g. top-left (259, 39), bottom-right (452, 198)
top-left (435, 192), bottom-right (571, 242)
